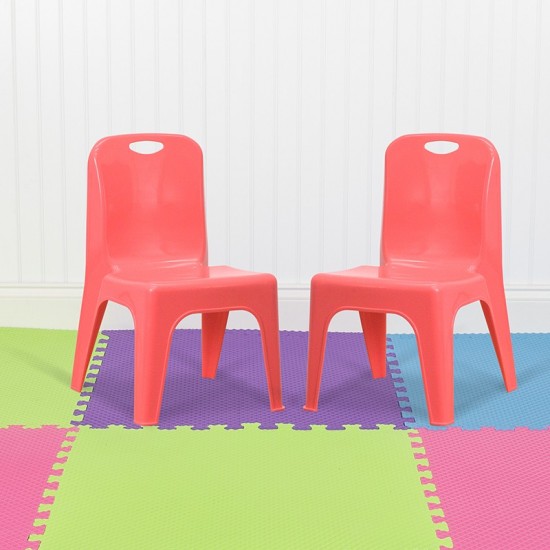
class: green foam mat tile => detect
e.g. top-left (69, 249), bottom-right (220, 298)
top-left (37, 425), bottom-right (448, 550)
top-left (0, 328), bottom-right (84, 427)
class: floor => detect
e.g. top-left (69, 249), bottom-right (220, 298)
top-left (1, 328), bottom-right (549, 549)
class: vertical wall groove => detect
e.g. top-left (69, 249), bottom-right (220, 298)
top-left (462, 0), bottom-right (471, 129)
top-left (365, 0), bottom-right (375, 260)
top-left (504, 0), bottom-right (518, 277)
top-left (177, 1), bottom-right (184, 132)
top-left (154, 0), bottom-right (159, 131)
top-left (82, 0), bottom-right (89, 144)
top-left (249, 0), bottom-right (255, 270)
top-left (415, 0), bottom-right (422, 130)
top-left (319, 0), bottom-right (326, 271)
top-left (202, 0), bottom-right (207, 150)
top-left (35, 0), bottom-right (45, 280)
top-left (10, 0), bottom-right (22, 282)
top-left (485, 0), bottom-right (495, 136)
top-left (272, 0), bottom-right (278, 274)
top-left (391, 0), bottom-right (398, 137)
top-left (528, 0), bottom-right (543, 282)
top-left (58, 0), bottom-right (68, 282)
top-left (130, 0), bottom-right (136, 132)
top-left (201, 0), bottom-right (207, 205)
top-left (225, 0), bottom-right (231, 263)
top-left (438, 0), bottom-right (447, 131)
top-left (343, 0), bottom-right (351, 267)
top-left (296, 0), bottom-right (303, 279)
top-left (106, 0), bottom-right (112, 134)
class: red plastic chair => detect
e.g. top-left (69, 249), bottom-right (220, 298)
top-left (304, 134), bottom-right (517, 425)
top-left (71, 134), bottom-right (284, 425)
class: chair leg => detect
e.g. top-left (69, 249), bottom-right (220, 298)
top-left (359, 311), bottom-right (387, 378)
top-left (413, 308), bottom-right (455, 426)
top-left (258, 316), bottom-right (284, 412)
top-left (202, 311), bottom-right (229, 379)
top-left (71, 283), bottom-right (107, 392)
top-left (304, 298), bottom-right (336, 412)
top-left (481, 290), bottom-right (517, 392)
top-left (254, 299), bottom-right (284, 412)
top-left (133, 312), bottom-right (174, 426)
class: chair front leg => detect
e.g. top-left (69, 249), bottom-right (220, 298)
top-left (304, 287), bottom-right (337, 413)
top-left (253, 281), bottom-right (284, 412)
top-left (411, 303), bottom-right (456, 426)
top-left (133, 302), bottom-right (175, 426)
top-left (71, 279), bottom-right (108, 392)
top-left (480, 286), bottom-right (517, 392)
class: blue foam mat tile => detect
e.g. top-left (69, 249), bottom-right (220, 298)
top-left (390, 333), bottom-right (550, 429)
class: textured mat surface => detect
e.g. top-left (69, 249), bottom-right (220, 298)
top-left (391, 333), bottom-right (550, 429)
top-left (418, 428), bottom-right (550, 548)
top-left (3, 327), bottom-right (549, 549)
top-left (0, 328), bottom-right (79, 427)
top-left (79, 329), bottom-right (408, 429)
top-left (37, 425), bottom-right (448, 550)
top-left (0, 426), bottom-right (70, 549)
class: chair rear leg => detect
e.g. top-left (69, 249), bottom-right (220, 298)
top-left (359, 311), bottom-right (387, 378)
top-left (133, 315), bottom-right (174, 426)
top-left (71, 285), bottom-right (107, 392)
top-left (413, 308), bottom-right (455, 426)
top-left (481, 291), bottom-right (517, 392)
top-left (202, 311), bottom-right (229, 378)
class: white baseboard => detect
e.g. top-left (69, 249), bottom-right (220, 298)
top-left (1, 284), bottom-right (550, 333)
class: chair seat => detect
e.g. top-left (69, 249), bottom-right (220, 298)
top-left (105, 264), bottom-right (272, 288)
top-left (316, 263), bottom-right (485, 291)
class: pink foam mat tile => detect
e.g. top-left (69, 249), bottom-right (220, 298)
top-left (416, 428), bottom-right (550, 549)
top-left (0, 426), bottom-right (76, 550)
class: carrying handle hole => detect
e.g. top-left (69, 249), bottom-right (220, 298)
top-left (129, 141), bottom-right (164, 154)
top-left (424, 141), bottom-right (459, 154)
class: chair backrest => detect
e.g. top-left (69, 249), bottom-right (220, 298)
top-left (86, 134), bottom-right (207, 271)
top-left (380, 133), bottom-right (502, 275)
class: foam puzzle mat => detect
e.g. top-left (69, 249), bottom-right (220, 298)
top-left (1, 327), bottom-right (549, 549)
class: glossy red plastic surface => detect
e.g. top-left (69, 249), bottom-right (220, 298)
top-left (71, 134), bottom-right (283, 425)
top-left (304, 134), bottom-right (517, 425)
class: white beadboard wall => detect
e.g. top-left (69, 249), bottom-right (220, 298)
top-left (1, 0), bottom-right (550, 332)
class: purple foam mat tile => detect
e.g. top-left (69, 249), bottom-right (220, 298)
top-left (79, 329), bottom-right (407, 430)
